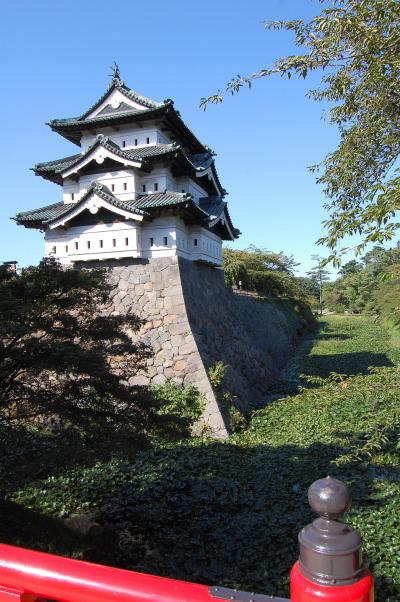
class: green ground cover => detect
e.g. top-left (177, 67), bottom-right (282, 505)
top-left (4, 316), bottom-right (400, 601)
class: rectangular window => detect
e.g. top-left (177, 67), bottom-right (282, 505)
top-left (75, 242), bottom-right (78, 250)
top-left (194, 238), bottom-right (198, 246)
top-left (87, 241), bottom-right (91, 249)
top-left (113, 239), bottom-right (116, 247)
top-left (111, 184), bottom-right (115, 192)
top-left (52, 246), bottom-right (56, 254)
top-left (181, 189), bottom-right (185, 193)
top-left (99, 240), bottom-right (103, 248)
top-left (123, 182), bottom-right (127, 191)
top-left (164, 236), bottom-right (168, 246)
top-left (125, 237), bottom-right (129, 246)
top-left (146, 137), bottom-right (150, 144)
top-left (150, 237), bottom-right (154, 247)
top-left (122, 140), bottom-right (126, 148)
top-left (71, 193), bottom-right (74, 201)
top-left (154, 183), bottom-right (158, 191)
top-left (65, 245), bottom-right (68, 253)
top-left (142, 184), bottom-right (146, 193)
top-left (134, 138), bottom-right (138, 146)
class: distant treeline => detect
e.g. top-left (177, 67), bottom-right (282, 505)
top-left (222, 245), bottom-right (400, 337)
top-left (222, 246), bottom-right (319, 306)
top-left (323, 245), bottom-right (400, 335)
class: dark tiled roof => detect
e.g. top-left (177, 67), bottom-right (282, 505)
top-left (79, 79), bottom-right (164, 120)
top-left (48, 80), bottom-right (208, 154)
top-left (200, 196), bottom-right (240, 239)
top-left (33, 137), bottom-right (215, 186)
top-left (133, 191), bottom-right (201, 211)
top-left (15, 183), bottom-right (238, 239)
top-left (14, 186), bottom-right (198, 226)
top-left (49, 106), bottom-right (164, 130)
top-left (14, 201), bottom-right (68, 223)
top-left (33, 153), bottom-right (81, 173)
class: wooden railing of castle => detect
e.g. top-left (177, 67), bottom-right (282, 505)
top-left (0, 477), bottom-right (373, 602)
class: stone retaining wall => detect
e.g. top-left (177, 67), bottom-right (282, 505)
top-left (78, 257), bottom-right (306, 438)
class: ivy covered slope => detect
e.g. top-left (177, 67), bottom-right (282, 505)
top-left (9, 315), bottom-right (400, 601)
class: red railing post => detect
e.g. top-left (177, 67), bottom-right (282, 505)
top-left (290, 476), bottom-right (374, 602)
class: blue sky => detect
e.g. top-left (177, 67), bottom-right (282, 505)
top-left (0, 0), bottom-right (364, 276)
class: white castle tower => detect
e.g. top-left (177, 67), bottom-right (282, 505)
top-left (15, 65), bottom-right (239, 265)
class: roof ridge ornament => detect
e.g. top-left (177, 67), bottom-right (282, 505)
top-left (109, 61), bottom-right (123, 86)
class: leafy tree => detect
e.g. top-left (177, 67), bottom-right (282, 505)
top-left (373, 263), bottom-right (400, 330)
top-left (322, 244), bottom-right (400, 314)
top-left (201, 0), bottom-right (400, 262)
top-left (223, 246), bottom-right (303, 298)
top-left (307, 255), bottom-right (331, 314)
top-left (0, 259), bottom-right (177, 445)
top-left (338, 260), bottom-right (362, 278)
top-left (294, 276), bottom-right (320, 300)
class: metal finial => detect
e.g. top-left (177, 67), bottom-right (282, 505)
top-left (110, 61), bottom-right (121, 81)
top-left (308, 475), bottom-right (351, 519)
top-left (298, 477), bottom-right (364, 586)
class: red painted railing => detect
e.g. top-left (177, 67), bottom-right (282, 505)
top-left (0, 478), bottom-right (374, 602)
top-left (0, 543), bottom-right (218, 602)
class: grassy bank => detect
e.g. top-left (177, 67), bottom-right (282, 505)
top-left (4, 316), bottom-right (400, 601)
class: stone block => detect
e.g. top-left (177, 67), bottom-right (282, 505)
top-left (164, 295), bottom-right (184, 310)
top-left (152, 374), bottom-right (167, 385)
top-left (179, 341), bottom-right (197, 356)
top-left (144, 282), bottom-right (153, 292)
top-left (174, 359), bottom-right (187, 372)
top-left (128, 375), bottom-right (150, 386)
top-left (171, 334), bottom-right (186, 348)
top-left (161, 285), bottom-right (182, 298)
top-left (183, 370), bottom-right (204, 385)
top-left (163, 314), bottom-right (176, 325)
top-left (169, 323), bottom-right (189, 336)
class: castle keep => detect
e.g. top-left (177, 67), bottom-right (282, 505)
top-left (15, 68), bottom-right (304, 437)
top-left (16, 66), bottom-right (239, 265)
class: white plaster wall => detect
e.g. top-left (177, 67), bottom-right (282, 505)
top-left (45, 221), bottom-right (141, 264)
top-left (188, 179), bottom-right (208, 203)
top-left (81, 124), bottom-right (170, 153)
top-left (175, 177), bottom-right (208, 202)
top-left (138, 167), bottom-right (174, 195)
top-left (44, 217), bottom-right (222, 267)
top-left (62, 179), bottom-right (80, 203)
top-left (78, 169), bottom-right (137, 200)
